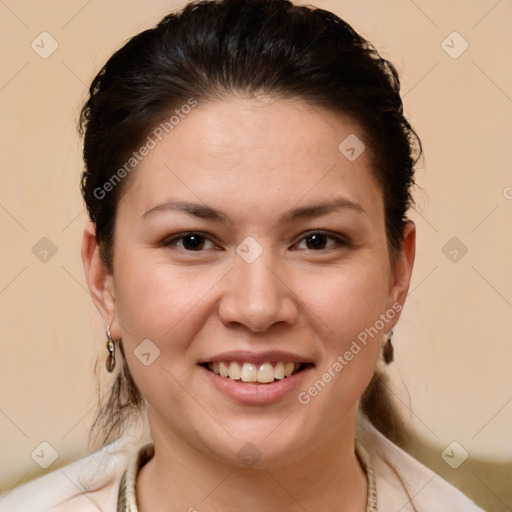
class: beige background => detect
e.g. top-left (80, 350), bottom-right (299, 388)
top-left (0, 0), bottom-right (511, 510)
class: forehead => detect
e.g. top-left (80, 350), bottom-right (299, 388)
top-left (117, 97), bottom-right (383, 223)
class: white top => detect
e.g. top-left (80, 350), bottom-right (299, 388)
top-left (0, 416), bottom-right (485, 512)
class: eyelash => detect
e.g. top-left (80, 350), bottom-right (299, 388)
top-left (161, 231), bottom-right (351, 252)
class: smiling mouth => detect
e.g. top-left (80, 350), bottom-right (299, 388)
top-left (201, 361), bottom-right (312, 384)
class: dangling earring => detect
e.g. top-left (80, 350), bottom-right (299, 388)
top-left (105, 324), bottom-right (116, 373)
top-left (382, 329), bottom-right (394, 364)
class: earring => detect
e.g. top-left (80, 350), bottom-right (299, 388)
top-left (382, 330), bottom-right (394, 365)
top-left (105, 324), bottom-right (116, 373)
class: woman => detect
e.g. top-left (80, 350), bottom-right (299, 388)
top-left (0, 0), bottom-right (485, 510)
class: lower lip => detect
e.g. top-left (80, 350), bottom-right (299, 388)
top-left (199, 365), bottom-right (312, 405)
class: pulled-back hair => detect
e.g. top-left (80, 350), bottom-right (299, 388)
top-left (80, 0), bottom-right (421, 448)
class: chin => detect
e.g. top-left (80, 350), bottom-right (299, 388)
top-left (201, 416), bottom-right (319, 470)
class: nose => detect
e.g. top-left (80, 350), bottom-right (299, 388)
top-left (218, 248), bottom-right (299, 333)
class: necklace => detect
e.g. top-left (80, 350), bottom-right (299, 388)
top-left (117, 440), bottom-right (378, 511)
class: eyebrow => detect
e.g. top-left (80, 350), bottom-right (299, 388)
top-left (140, 197), bottom-right (366, 224)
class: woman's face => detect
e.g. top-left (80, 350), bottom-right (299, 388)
top-left (84, 97), bottom-right (414, 467)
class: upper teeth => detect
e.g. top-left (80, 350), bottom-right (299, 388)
top-left (207, 361), bottom-right (300, 383)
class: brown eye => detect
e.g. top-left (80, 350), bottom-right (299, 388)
top-left (163, 233), bottom-right (216, 251)
top-left (295, 231), bottom-right (349, 251)
top-left (304, 233), bottom-right (329, 250)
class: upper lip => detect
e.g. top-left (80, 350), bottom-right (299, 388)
top-left (200, 350), bottom-right (313, 365)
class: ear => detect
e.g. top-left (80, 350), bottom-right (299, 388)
top-left (385, 220), bottom-right (416, 329)
top-left (81, 222), bottom-right (121, 339)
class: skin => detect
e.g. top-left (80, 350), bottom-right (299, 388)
top-left (82, 96), bottom-right (415, 512)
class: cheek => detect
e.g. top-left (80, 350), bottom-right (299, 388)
top-left (111, 256), bottom-right (214, 413)
top-left (302, 260), bottom-right (390, 341)
top-left (295, 261), bottom-right (388, 405)
top-left (113, 250), bottom-right (226, 353)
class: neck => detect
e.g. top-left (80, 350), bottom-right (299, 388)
top-left (136, 409), bottom-right (367, 512)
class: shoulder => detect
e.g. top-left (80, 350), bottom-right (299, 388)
top-left (0, 436), bottom-right (146, 512)
top-left (356, 414), bottom-right (485, 512)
